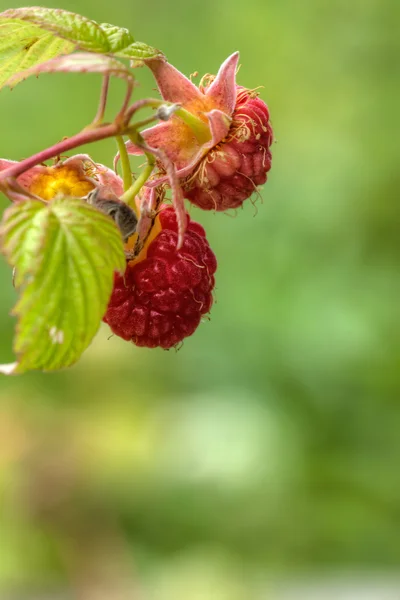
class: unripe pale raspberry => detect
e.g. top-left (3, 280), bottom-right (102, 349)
top-left (183, 87), bottom-right (273, 211)
top-left (124, 53), bottom-right (273, 219)
top-left (103, 207), bottom-right (217, 349)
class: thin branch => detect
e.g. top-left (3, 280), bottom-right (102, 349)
top-left (115, 136), bottom-right (133, 192)
top-left (125, 98), bottom-right (166, 124)
top-left (0, 124), bottom-right (119, 182)
top-left (120, 150), bottom-right (155, 207)
top-left (92, 75), bottom-right (110, 125)
top-left (115, 79), bottom-right (134, 125)
top-left (0, 100), bottom-right (175, 184)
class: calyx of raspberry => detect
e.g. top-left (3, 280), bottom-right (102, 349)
top-left (103, 206), bottom-right (217, 349)
top-left (123, 52), bottom-right (273, 211)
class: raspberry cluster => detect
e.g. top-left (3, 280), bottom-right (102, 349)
top-left (104, 207), bottom-right (217, 349)
top-left (104, 74), bottom-right (272, 349)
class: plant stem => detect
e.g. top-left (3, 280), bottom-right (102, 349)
top-left (92, 75), bottom-right (110, 125)
top-left (0, 124), bottom-right (119, 182)
top-left (0, 99), bottom-right (175, 184)
top-left (120, 151), bottom-right (155, 208)
top-left (125, 98), bottom-right (167, 123)
top-left (115, 79), bottom-right (134, 125)
top-left (115, 136), bottom-right (133, 192)
top-left (131, 114), bottom-right (161, 131)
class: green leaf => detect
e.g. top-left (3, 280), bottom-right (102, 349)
top-left (116, 41), bottom-right (164, 64)
top-left (99, 23), bottom-right (135, 52)
top-left (0, 10), bottom-right (165, 88)
top-left (0, 19), bottom-right (74, 89)
top-left (7, 52), bottom-right (135, 88)
top-left (0, 8), bottom-right (110, 52)
top-left (97, 24), bottom-right (164, 64)
top-left (0, 197), bottom-right (126, 374)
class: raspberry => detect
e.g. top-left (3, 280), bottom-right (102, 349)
top-left (103, 207), bottom-right (217, 349)
top-left (183, 88), bottom-right (273, 211)
top-left (124, 53), bottom-right (273, 217)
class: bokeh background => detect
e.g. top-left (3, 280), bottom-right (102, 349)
top-left (0, 0), bottom-right (399, 598)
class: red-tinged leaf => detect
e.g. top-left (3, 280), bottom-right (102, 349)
top-left (7, 52), bottom-right (135, 87)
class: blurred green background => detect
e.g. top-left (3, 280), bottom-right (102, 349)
top-left (1, 0), bottom-right (400, 597)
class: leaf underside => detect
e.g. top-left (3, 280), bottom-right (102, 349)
top-left (8, 52), bottom-right (136, 87)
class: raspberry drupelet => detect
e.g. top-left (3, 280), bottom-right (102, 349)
top-left (183, 86), bottom-right (273, 210)
top-left (103, 206), bottom-right (217, 349)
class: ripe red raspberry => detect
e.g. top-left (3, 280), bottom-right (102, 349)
top-left (183, 88), bottom-right (273, 211)
top-left (103, 207), bottom-right (217, 349)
